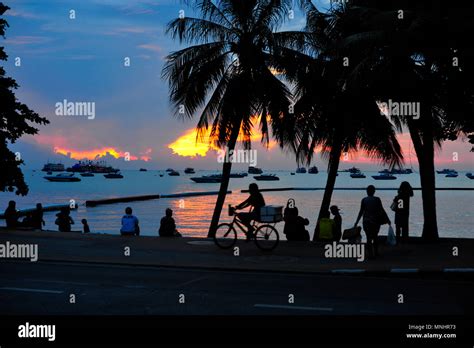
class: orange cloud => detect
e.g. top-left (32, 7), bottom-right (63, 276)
top-left (54, 147), bottom-right (152, 162)
top-left (168, 126), bottom-right (277, 158)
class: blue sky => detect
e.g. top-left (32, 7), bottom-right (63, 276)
top-left (2, 0), bottom-right (472, 171)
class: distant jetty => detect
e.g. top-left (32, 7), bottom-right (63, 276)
top-left (85, 191), bottom-right (231, 207)
top-left (0, 203), bottom-right (78, 219)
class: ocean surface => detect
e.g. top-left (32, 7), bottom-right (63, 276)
top-left (1, 169), bottom-right (473, 239)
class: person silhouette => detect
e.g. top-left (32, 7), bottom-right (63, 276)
top-left (392, 181), bottom-right (414, 243)
top-left (354, 185), bottom-right (391, 258)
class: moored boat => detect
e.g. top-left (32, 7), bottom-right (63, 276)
top-left (44, 173), bottom-right (81, 182)
top-left (372, 173), bottom-right (397, 180)
top-left (190, 175), bottom-right (221, 183)
top-left (139, 168), bottom-right (147, 172)
top-left (168, 170), bottom-right (180, 176)
top-left (42, 162), bottom-right (65, 172)
top-left (184, 167), bottom-right (195, 174)
top-left (248, 166), bottom-right (263, 174)
top-left (296, 167), bottom-right (306, 174)
top-left (436, 168), bottom-right (456, 174)
top-left (67, 160), bottom-right (118, 174)
top-left (466, 173), bottom-right (474, 179)
top-left (445, 173), bottom-right (458, 178)
top-left (104, 172), bottom-right (124, 179)
top-left (254, 174), bottom-right (280, 181)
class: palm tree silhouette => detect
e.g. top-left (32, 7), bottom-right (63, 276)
top-left (283, 1), bottom-right (403, 240)
top-left (333, 0), bottom-right (474, 240)
top-left (163, 0), bottom-right (299, 237)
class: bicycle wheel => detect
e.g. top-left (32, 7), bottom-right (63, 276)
top-left (254, 224), bottom-right (279, 251)
top-left (214, 223), bottom-right (237, 249)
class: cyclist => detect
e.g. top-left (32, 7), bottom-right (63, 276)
top-left (234, 183), bottom-right (266, 239)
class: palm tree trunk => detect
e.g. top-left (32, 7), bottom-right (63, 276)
top-left (207, 125), bottom-right (240, 238)
top-left (419, 131), bottom-right (439, 241)
top-left (313, 141), bottom-right (342, 241)
top-left (408, 122), bottom-right (439, 241)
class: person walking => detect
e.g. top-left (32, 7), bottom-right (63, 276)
top-left (354, 185), bottom-right (391, 258)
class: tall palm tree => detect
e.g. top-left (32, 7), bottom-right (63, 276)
top-left (279, 1), bottom-right (403, 240)
top-left (331, 0), bottom-right (474, 240)
top-left (162, 0), bottom-right (299, 237)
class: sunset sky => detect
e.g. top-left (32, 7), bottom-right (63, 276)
top-left (3, 0), bottom-right (473, 171)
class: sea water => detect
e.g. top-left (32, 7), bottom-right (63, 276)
top-left (0, 170), bottom-right (472, 239)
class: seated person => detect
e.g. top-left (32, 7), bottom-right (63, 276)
top-left (314, 210), bottom-right (336, 242)
top-left (234, 183), bottom-right (265, 238)
top-left (81, 219), bottom-right (90, 233)
top-left (159, 208), bottom-right (182, 237)
top-left (55, 207), bottom-right (75, 232)
top-left (283, 199), bottom-right (310, 241)
top-left (4, 200), bottom-right (19, 229)
top-left (120, 207), bottom-right (139, 236)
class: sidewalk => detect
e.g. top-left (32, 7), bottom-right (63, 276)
top-left (1, 228), bottom-right (473, 274)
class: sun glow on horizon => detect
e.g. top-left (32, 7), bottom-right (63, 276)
top-left (168, 127), bottom-right (277, 158)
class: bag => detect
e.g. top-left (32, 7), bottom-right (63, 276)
top-left (342, 226), bottom-right (361, 240)
top-left (390, 198), bottom-right (397, 212)
top-left (386, 225), bottom-right (396, 246)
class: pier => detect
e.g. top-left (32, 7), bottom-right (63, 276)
top-left (85, 191), bottom-right (231, 207)
top-left (0, 203), bottom-right (78, 219)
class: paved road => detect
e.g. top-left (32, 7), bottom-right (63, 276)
top-left (0, 260), bottom-right (472, 315)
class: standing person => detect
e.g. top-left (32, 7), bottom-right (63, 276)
top-left (4, 200), bottom-right (19, 228)
top-left (392, 181), bottom-right (414, 243)
top-left (354, 185), bottom-right (391, 258)
top-left (120, 207), bottom-right (139, 236)
top-left (330, 205), bottom-right (342, 242)
top-left (159, 208), bottom-right (182, 237)
top-left (31, 203), bottom-right (45, 230)
top-left (55, 207), bottom-right (75, 232)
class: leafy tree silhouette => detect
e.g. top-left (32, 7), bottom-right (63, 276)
top-left (0, 3), bottom-right (49, 195)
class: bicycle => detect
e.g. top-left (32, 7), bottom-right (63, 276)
top-left (214, 205), bottom-right (280, 251)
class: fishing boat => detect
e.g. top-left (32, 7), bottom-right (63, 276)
top-left (190, 175), bottom-right (221, 183)
top-left (254, 174), bottom-right (280, 181)
top-left (391, 168), bottom-right (413, 174)
top-left (372, 173), bottom-right (397, 180)
top-left (44, 173), bottom-right (81, 182)
top-left (296, 167), bottom-right (306, 174)
top-left (168, 170), bottom-right (180, 176)
top-left (350, 172), bottom-right (366, 179)
top-left (308, 166), bottom-right (319, 174)
top-left (139, 168), bottom-right (147, 172)
top-left (42, 162), bottom-right (65, 172)
top-left (80, 172), bottom-right (94, 177)
top-left (184, 167), bottom-right (195, 174)
top-left (436, 168), bottom-right (456, 174)
top-left (248, 166), bottom-right (263, 174)
top-left (466, 173), bottom-right (474, 179)
top-left (340, 167), bottom-right (361, 173)
top-left (445, 172), bottom-right (458, 178)
top-left (104, 172), bottom-right (124, 179)
top-left (230, 173), bottom-right (247, 178)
